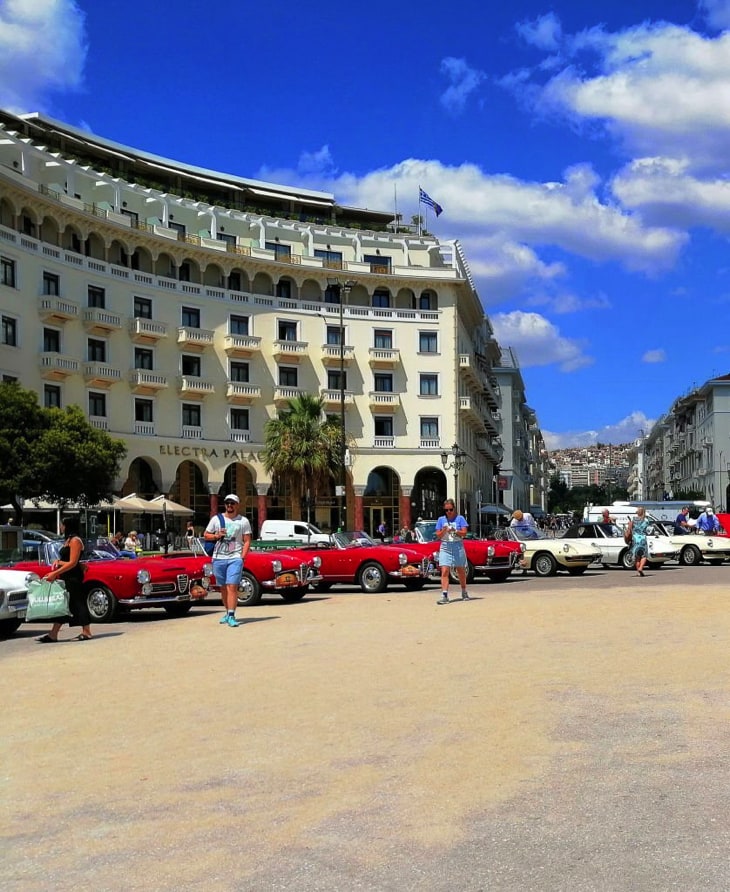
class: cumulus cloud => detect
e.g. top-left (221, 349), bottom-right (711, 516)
top-left (525, 290), bottom-right (612, 314)
top-left (491, 311), bottom-right (593, 372)
top-left (516, 12), bottom-right (563, 51)
top-left (439, 57), bottom-right (485, 114)
top-left (642, 349), bottom-right (667, 363)
top-left (543, 411), bottom-right (656, 449)
top-left (0, 0), bottom-right (86, 112)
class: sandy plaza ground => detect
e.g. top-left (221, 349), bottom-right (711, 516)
top-left (3, 572), bottom-right (730, 891)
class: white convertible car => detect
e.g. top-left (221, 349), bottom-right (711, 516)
top-left (649, 521), bottom-right (730, 566)
top-left (0, 567), bottom-right (37, 637)
top-left (560, 521), bottom-right (680, 570)
top-left (494, 526), bottom-right (602, 576)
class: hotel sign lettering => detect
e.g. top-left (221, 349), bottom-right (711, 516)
top-left (159, 445), bottom-right (257, 462)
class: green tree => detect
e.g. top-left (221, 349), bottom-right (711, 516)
top-left (0, 383), bottom-right (126, 521)
top-left (260, 394), bottom-right (342, 511)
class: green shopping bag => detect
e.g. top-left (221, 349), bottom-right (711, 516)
top-left (26, 579), bottom-right (70, 621)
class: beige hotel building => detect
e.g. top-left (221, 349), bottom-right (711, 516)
top-left (0, 109), bottom-right (544, 534)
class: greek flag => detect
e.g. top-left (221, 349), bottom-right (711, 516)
top-left (419, 187), bottom-right (443, 217)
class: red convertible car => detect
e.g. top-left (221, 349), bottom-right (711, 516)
top-left (9, 540), bottom-right (214, 622)
top-left (413, 520), bottom-right (525, 583)
top-left (278, 531), bottom-right (434, 593)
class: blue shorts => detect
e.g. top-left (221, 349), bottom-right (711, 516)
top-left (439, 540), bottom-right (467, 567)
top-left (212, 557), bottom-right (243, 586)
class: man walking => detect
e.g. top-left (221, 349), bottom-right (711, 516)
top-left (204, 494), bottom-right (251, 627)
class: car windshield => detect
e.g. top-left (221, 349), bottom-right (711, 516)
top-left (415, 521), bottom-right (438, 542)
top-left (39, 540), bottom-right (120, 563)
top-left (509, 525), bottom-right (545, 541)
top-left (339, 530), bottom-right (376, 546)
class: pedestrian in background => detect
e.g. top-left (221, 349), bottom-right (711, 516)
top-left (435, 499), bottom-right (470, 604)
top-left (37, 515), bottom-right (92, 642)
top-left (205, 494), bottom-right (251, 627)
top-left (626, 506), bottom-right (650, 577)
top-left (695, 507), bottom-right (720, 534)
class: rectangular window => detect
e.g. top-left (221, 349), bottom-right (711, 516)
top-left (275, 279), bottom-right (291, 299)
top-left (181, 354), bottom-right (201, 377)
top-left (134, 348), bottom-right (154, 370)
top-left (230, 315), bottom-right (249, 336)
top-left (278, 320), bottom-right (297, 341)
top-left (88, 285), bottom-right (105, 308)
top-left (230, 408), bottom-right (249, 430)
top-left (420, 373), bottom-right (438, 396)
top-left (43, 328), bottom-right (60, 353)
top-left (363, 254), bottom-right (391, 273)
top-left (374, 373), bottom-right (393, 392)
top-left (279, 367), bottom-right (298, 387)
top-left (229, 361), bottom-right (249, 383)
top-left (87, 338), bottom-right (106, 362)
top-left (374, 417), bottom-right (393, 437)
top-left (265, 241), bottom-right (292, 262)
top-left (168, 220), bottom-right (186, 238)
top-left (44, 385), bottom-right (61, 409)
top-left (182, 403), bottom-right (201, 427)
top-left (43, 272), bottom-right (60, 296)
top-left (326, 325), bottom-right (342, 346)
top-left (324, 283), bottom-right (340, 304)
top-left (1, 315), bottom-right (17, 346)
top-left (88, 391), bottom-right (106, 417)
top-left (418, 293), bottom-right (433, 311)
top-left (2, 374), bottom-right (18, 383)
top-left (135, 399), bottom-right (153, 422)
top-left (374, 329), bottom-right (393, 349)
top-left (421, 417), bottom-right (439, 438)
top-left (314, 248), bottom-right (343, 269)
top-left (217, 232), bottom-right (236, 247)
top-left (328, 370), bottom-right (347, 390)
top-left (120, 208), bottom-right (139, 226)
top-left (181, 306), bottom-right (200, 328)
top-left (134, 297), bottom-right (152, 319)
top-left (419, 331), bottom-right (438, 353)
top-left (1, 256), bottom-right (15, 288)
top-left (372, 290), bottom-right (390, 308)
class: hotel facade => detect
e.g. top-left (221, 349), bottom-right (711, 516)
top-left (0, 109), bottom-right (546, 534)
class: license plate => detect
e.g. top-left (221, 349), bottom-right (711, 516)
top-left (401, 564), bottom-right (419, 576)
top-left (276, 571), bottom-right (299, 587)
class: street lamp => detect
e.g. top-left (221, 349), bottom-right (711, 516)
top-left (441, 442), bottom-right (467, 512)
top-left (327, 277), bottom-right (355, 531)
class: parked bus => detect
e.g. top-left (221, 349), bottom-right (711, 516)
top-left (584, 500), bottom-right (712, 524)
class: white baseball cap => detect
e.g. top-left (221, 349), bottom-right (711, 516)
top-left (223, 494), bottom-right (240, 504)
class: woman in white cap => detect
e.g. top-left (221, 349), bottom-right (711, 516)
top-left (204, 494), bottom-right (252, 627)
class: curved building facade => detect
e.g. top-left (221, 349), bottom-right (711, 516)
top-left (0, 109), bottom-right (513, 535)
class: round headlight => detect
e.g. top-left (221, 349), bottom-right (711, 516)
top-left (203, 561), bottom-right (214, 577)
top-left (398, 552), bottom-right (408, 566)
top-left (25, 572), bottom-right (40, 584)
top-left (312, 555), bottom-right (322, 568)
top-left (520, 543), bottom-right (526, 553)
top-left (562, 544), bottom-right (570, 553)
top-left (136, 568), bottom-right (151, 584)
top-left (272, 559), bottom-right (283, 573)
top-left (487, 545), bottom-right (495, 557)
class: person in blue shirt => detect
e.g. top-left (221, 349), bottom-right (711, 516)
top-left (673, 507), bottom-right (690, 534)
top-left (435, 499), bottom-right (470, 604)
top-left (695, 508), bottom-right (720, 534)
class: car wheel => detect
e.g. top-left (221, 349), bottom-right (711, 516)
top-left (567, 566), bottom-right (586, 576)
top-left (486, 571), bottom-right (510, 583)
top-left (163, 603), bottom-right (193, 617)
top-left (621, 549), bottom-right (635, 570)
top-left (279, 587), bottom-right (308, 603)
top-left (680, 545), bottom-right (701, 566)
top-left (237, 571), bottom-right (262, 606)
top-left (449, 560), bottom-right (475, 585)
top-left (533, 552), bottom-right (557, 577)
top-left (403, 579), bottom-right (426, 590)
top-left (358, 561), bottom-right (388, 593)
top-left (86, 584), bottom-right (117, 623)
top-left (0, 617), bottom-right (22, 638)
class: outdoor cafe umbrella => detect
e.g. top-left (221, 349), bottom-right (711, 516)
top-left (147, 496), bottom-right (194, 516)
top-left (112, 494), bottom-right (157, 513)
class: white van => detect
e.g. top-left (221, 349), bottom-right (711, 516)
top-left (258, 520), bottom-right (331, 544)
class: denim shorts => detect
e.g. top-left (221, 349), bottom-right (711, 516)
top-left (212, 557), bottom-right (243, 586)
top-left (439, 540), bottom-right (467, 567)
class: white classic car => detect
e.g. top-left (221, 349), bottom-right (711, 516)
top-left (493, 526), bottom-right (602, 576)
top-left (560, 521), bottom-right (680, 570)
top-left (649, 521), bottom-right (730, 566)
top-left (0, 568), bottom-right (38, 637)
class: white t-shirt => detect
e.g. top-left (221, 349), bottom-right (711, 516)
top-left (205, 513), bottom-right (252, 559)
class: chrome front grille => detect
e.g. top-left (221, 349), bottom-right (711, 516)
top-left (176, 574), bottom-right (189, 594)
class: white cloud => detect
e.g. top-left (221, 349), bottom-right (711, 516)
top-left (543, 411), bottom-right (656, 449)
top-left (439, 57), bottom-right (485, 114)
top-left (516, 12), bottom-right (563, 51)
top-left (525, 290), bottom-right (612, 314)
top-left (0, 0), bottom-right (86, 112)
top-left (491, 311), bottom-right (593, 372)
top-left (642, 348), bottom-right (667, 363)
top-left (700, 0), bottom-right (730, 31)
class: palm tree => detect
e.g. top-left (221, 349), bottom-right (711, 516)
top-left (260, 394), bottom-right (342, 512)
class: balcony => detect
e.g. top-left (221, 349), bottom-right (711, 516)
top-left (374, 436), bottom-right (395, 449)
top-left (482, 374), bottom-right (501, 408)
top-left (477, 435), bottom-right (504, 462)
top-left (459, 353), bottom-right (481, 389)
top-left (229, 430), bottom-right (251, 443)
top-left (134, 422), bottom-right (156, 437)
top-left (223, 334), bottom-right (262, 358)
top-left (319, 388), bottom-right (355, 407)
top-left (89, 416), bottom-right (109, 431)
top-left (321, 344), bottom-right (355, 367)
top-left (182, 425), bottom-right (203, 439)
top-left (177, 375), bottom-right (216, 397)
top-left (83, 362), bottom-right (122, 387)
top-left (177, 326), bottom-right (214, 351)
top-left (226, 382), bottom-right (262, 404)
top-left (368, 391), bottom-right (400, 412)
top-left (83, 307), bottom-right (123, 335)
top-left (129, 370), bottom-right (170, 393)
top-left (368, 347), bottom-right (400, 369)
top-left (129, 318), bottom-right (168, 343)
top-left (459, 396), bottom-right (487, 430)
top-left (38, 296), bottom-right (79, 323)
top-left (272, 340), bottom-right (308, 362)
top-left (274, 386), bottom-right (305, 406)
top-left (420, 438), bottom-right (441, 450)
top-left (39, 352), bottom-right (80, 380)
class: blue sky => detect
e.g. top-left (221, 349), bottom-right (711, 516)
top-left (2, 0), bottom-right (730, 448)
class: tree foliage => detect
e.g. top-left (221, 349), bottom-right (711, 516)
top-left (259, 394), bottom-right (342, 505)
top-left (0, 383), bottom-right (127, 521)
top-left (547, 473), bottom-right (629, 515)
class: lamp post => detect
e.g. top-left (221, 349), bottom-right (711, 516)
top-left (441, 442), bottom-right (467, 512)
top-left (328, 277), bottom-right (355, 531)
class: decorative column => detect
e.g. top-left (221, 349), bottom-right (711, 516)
top-left (256, 483), bottom-right (270, 532)
top-left (354, 486), bottom-right (366, 532)
top-left (400, 486), bottom-right (413, 531)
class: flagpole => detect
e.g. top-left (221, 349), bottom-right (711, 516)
top-left (394, 183), bottom-right (399, 233)
top-left (417, 186), bottom-right (422, 237)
